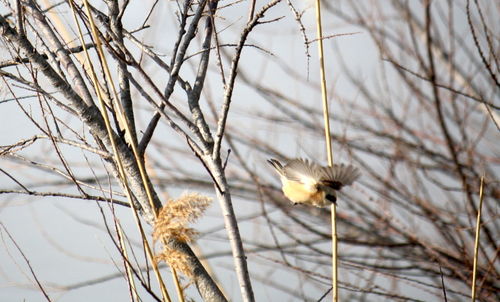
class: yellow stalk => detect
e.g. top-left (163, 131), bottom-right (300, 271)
top-left (314, 0), bottom-right (337, 301)
top-left (82, 2), bottom-right (197, 299)
top-left (81, 6), bottom-right (185, 298)
top-left (81, 1), bottom-right (185, 299)
top-left (41, 0), bottom-right (95, 85)
top-left (171, 268), bottom-right (185, 302)
top-left (471, 176), bottom-right (485, 301)
top-left (117, 223), bottom-right (139, 302)
top-left (81, 2), bottom-right (157, 217)
top-left (70, 1), bottom-right (172, 301)
top-left (40, 0), bottom-right (79, 54)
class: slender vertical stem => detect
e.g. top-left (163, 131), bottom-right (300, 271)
top-left (75, 2), bottom-right (171, 300)
top-left (117, 223), bottom-right (139, 302)
top-left (314, 0), bottom-right (336, 301)
top-left (172, 268), bottom-right (185, 302)
top-left (82, 2), bottom-right (186, 299)
top-left (330, 204), bottom-right (338, 302)
top-left (315, 3), bottom-right (334, 167)
top-left (471, 176), bottom-right (485, 301)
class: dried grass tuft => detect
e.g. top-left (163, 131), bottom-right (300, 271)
top-left (153, 192), bottom-right (212, 278)
top-left (156, 247), bottom-right (195, 279)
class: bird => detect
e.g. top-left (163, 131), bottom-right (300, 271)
top-left (267, 158), bottom-right (360, 207)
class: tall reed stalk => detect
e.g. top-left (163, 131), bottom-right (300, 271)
top-left (471, 176), bottom-right (485, 301)
top-left (314, 0), bottom-right (337, 301)
top-left (73, 1), bottom-right (176, 300)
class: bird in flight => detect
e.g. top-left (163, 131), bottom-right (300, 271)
top-left (268, 158), bottom-right (360, 207)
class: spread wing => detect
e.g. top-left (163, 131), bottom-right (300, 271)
top-left (320, 164), bottom-right (360, 190)
top-left (282, 159), bottom-right (323, 187)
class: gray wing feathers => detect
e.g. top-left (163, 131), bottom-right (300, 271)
top-left (321, 164), bottom-right (360, 186)
top-left (267, 159), bottom-right (284, 175)
top-left (269, 158), bottom-right (360, 187)
top-left (282, 158), bottom-right (323, 183)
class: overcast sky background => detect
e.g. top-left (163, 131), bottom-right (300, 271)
top-left (1, 0), bottom-right (493, 301)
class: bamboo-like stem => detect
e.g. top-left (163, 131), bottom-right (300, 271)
top-left (82, 8), bottom-right (186, 301)
top-left (314, 0), bottom-right (337, 301)
top-left (330, 204), bottom-right (337, 302)
top-left (82, 2), bottom-right (158, 218)
top-left (73, 2), bottom-right (172, 301)
top-left (87, 21), bottom-right (185, 302)
top-left (315, 2), bottom-right (334, 167)
top-left (172, 268), bottom-right (185, 302)
top-left (471, 176), bottom-right (485, 301)
top-left (40, 0), bottom-right (82, 63)
top-left (117, 223), bottom-right (139, 302)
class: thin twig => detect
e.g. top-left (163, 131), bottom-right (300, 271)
top-left (213, 0), bottom-right (283, 160)
top-left (0, 168), bottom-right (31, 193)
top-left (317, 286), bottom-right (333, 302)
top-left (286, 0), bottom-right (311, 78)
top-left (116, 224), bottom-right (140, 302)
top-left (307, 31), bottom-right (361, 44)
top-left (0, 189), bottom-right (130, 206)
top-left (0, 223), bottom-right (52, 302)
top-left (0, 43), bottom-right (97, 68)
top-left (439, 265), bottom-right (448, 302)
top-left (247, 0), bottom-right (256, 22)
top-left (425, 0), bottom-right (489, 246)
top-left (189, 0), bottom-right (217, 146)
top-left (471, 176), bottom-right (485, 301)
top-left (383, 58), bottom-right (500, 110)
top-left (466, 0), bottom-right (500, 88)
top-left (138, 0), bottom-right (192, 153)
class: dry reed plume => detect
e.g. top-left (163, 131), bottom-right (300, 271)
top-left (153, 193), bottom-right (212, 278)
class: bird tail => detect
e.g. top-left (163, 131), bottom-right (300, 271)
top-left (267, 158), bottom-right (284, 175)
top-left (321, 164), bottom-right (360, 189)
